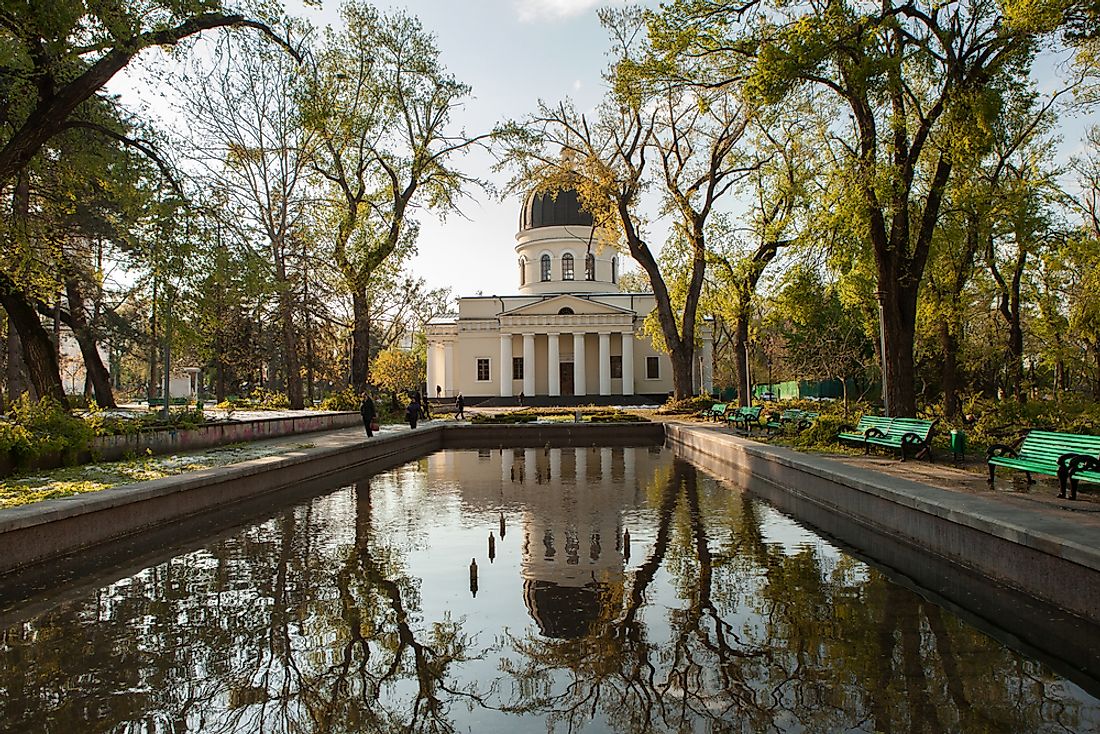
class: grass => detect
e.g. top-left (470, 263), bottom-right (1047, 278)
top-left (0, 442), bottom-right (316, 509)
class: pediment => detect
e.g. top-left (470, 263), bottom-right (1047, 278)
top-left (502, 294), bottom-right (634, 317)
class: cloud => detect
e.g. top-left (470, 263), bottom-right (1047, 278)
top-left (514, 0), bottom-right (606, 22)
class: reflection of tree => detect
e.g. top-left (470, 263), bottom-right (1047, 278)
top-left (0, 477), bottom-right (481, 733)
top-left (500, 459), bottom-right (1097, 734)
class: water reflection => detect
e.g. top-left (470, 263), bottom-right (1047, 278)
top-left (1, 448), bottom-right (1097, 733)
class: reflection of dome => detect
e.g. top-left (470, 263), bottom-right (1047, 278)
top-left (519, 188), bottom-right (594, 231)
top-left (523, 579), bottom-right (604, 639)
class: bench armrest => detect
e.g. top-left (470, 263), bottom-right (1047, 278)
top-left (1065, 453), bottom-right (1100, 474)
top-left (987, 443), bottom-right (1017, 460)
top-left (864, 427), bottom-right (886, 439)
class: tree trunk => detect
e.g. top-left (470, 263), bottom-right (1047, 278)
top-left (733, 310), bottom-right (750, 408)
top-left (277, 286), bottom-right (303, 409)
top-left (940, 319), bottom-right (960, 419)
top-left (7, 322), bottom-right (32, 403)
top-left (669, 345), bottom-right (695, 399)
top-left (0, 280), bottom-right (67, 406)
top-left (878, 275), bottom-right (920, 417)
top-left (148, 277), bottom-right (158, 403)
top-left (1093, 343), bottom-right (1100, 401)
top-left (350, 290), bottom-right (371, 392)
top-left (62, 269), bottom-right (116, 408)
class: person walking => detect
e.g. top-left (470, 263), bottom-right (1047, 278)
top-left (406, 392), bottom-right (420, 429)
top-left (360, 393), bottom-right (377, 437)
top-left (455, 392), bottom-right (465, 421)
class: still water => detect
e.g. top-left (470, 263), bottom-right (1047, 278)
top-left (2, 447), bottom-right (1099, 733)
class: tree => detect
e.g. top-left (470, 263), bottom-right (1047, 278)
top-left (650, 0), bottom-right (1064, 414)
top-left (0, 1), bottom-right (296, 188)
top-left (305, 2), bottom-right (487, 393)
top-left (501, 8), bottom-right (754, 399)
top-left (370, 347), bottom-right (423, 408)
top-left (767, 265), bottom-right (876, 407)
top-left (179, 29), bottom-right (314, 408)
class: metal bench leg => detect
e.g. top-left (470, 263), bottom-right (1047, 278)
top-left (1025, 472), bottom-right (1034, 486)
top-left (1058, 468), bottom-right (1068, 499)
top-left (987, 464), bottom-right (995, 486)
top-left (1071, 478), bottom-right (1079, 501)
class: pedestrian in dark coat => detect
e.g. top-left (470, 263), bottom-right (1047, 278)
top-left (360, 394), bottom-right (377, 437)
top-left (406, 393), bottom-right (420, 429)
top-left (455, 393), bottom-right (465, 421)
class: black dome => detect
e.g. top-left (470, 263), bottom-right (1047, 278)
top-left (523, 579), bottom-right (604, 639)
top-left (520, 188), bottom-right (594, 231)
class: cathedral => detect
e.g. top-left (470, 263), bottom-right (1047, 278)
top-left (425, 186), bottom-right (713, 404)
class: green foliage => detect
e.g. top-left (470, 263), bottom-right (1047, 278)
top-left (960, 397), bottom-right (1100, 447)
top-left (7, 395), bottom-right (93, 466)
top-left (319, 388), bottom-right (362, 411)
top-left (470, 411), bottom-right (539, 424)
top-left (587, 410), bottom-right (647, 423)
top-left (657, 396), bottom-right (715, 415)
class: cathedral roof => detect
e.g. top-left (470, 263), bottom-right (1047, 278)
top-left (519, 187), bottom-right (594, 231)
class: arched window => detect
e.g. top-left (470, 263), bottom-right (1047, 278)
top-left (519, 256), bottom-right (527, 286)
top-left (540, 254), bottom-right (552, 282)
top-left (562, 253), bottom-right (574, 281)
top-left (585, 253), bottom-right (595, 281)
top-left (558, 307), bottom-right (574, 315)
top-left (612, 256), bottom-right (618, 284)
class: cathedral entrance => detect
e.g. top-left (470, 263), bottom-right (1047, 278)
top-left (560, 362), bottom-right (574, 396)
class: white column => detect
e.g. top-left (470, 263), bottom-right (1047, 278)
top-left (573, 332), bottom-right (587, 396)
top-left (426, 341), bottom-right (437, 398)
top-left (621, 330), bottom-right (635, 396)
top-left (522, 333), bottom-right (536, 397)
top-left (598, 332), bottom-right (611, 396)
top-left (702, 334), bottom-right (714, 395)
top-left (524, 448), bottom-right (537, 485)
top-left (499, 334), bottom-right (513, 397)
top-left (548, 332), bottom-right (560, 397)
top-left (444, 341), bottom-right (454, 398)
top-left (574, 447), bottom-right (587, 484)
top-left (550, 448), bottom-right (561, 484)
top-left (600, 447), bottom-right (613, 487)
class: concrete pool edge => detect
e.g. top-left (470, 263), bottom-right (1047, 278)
top-left (665, 423), bottom-right (1100, 625)
top-left (0, 422), bottom-right (664, 577)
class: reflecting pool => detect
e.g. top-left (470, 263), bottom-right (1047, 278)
top-left (2, 447), bottom-right (1099, 733)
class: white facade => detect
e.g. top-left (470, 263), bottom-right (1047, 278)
top-left (425, 190), bottom-right (714, 401)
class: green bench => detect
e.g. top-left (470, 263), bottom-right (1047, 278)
top-left (699, 403), bottom-right (729, 421)
top-left (765, 409), bottom-right (819, 434)
top-left (987, 430), bottom-right (1100, 500)
top-left (837, 415), bottom-right (938, 461)
top-left (727, 405), bottom-right (763, 433)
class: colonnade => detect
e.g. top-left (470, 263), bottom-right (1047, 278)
top-left (498, 331), bottom-right (635, 398)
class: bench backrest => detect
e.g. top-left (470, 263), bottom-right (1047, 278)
top-left (1019, 430), bottom-right (1100, 461)
top-left (742, 406), bottom-right (763, 419)
top-left (855, 415), bottom-right (893, 432)
top-left (709, 403), bottom-right (727, 414)
top-left (886, 417), bottom-right (936, 440)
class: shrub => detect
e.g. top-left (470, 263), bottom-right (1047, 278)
top-left (588, 410), bottom-right (646, 423)
top-left (9, 395), bottom-right (93, 466)
top-left (657, 395), bottom-right (714, 415)
top-left (471, 411), bottom-right (539, 424)
top-left (319, 388), bottom-right (361, 411)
